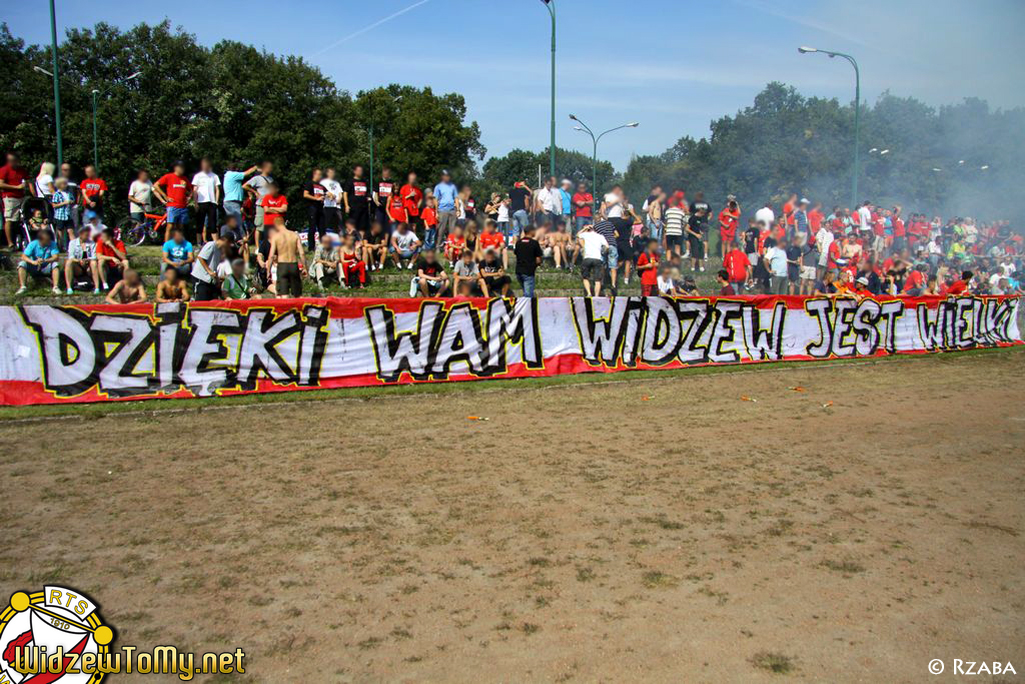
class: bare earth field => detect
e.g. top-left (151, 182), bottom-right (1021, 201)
top-left (1, 351), bottom-right (1023, 682)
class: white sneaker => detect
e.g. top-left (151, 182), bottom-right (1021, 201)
top-left (15, 286), bottom-right (27, 296)
top-left (409, 277), bottom-right (419, 296)
top-left (102, 282), bottom-right (109, 291)
top-left (407, 262), bottom-right (414, 270)
top-left (52, 286), bottom-right (61, 295)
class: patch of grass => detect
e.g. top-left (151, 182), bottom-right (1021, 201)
top-left (520, 622), bottom-right (541, 635)
top-left (357, 636), bottom-right (383, 650)
top-left (750, 651), bottom-right (797, 675)
top-left (820, 559), bottom-right (866, 576)
top-left (576, 566), bottom-right (596, 582)
top-left (641, 571), bottom-right (679, 589)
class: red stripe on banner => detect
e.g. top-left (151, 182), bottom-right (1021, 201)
top-left (1, 295), bottom-right (1020, 406)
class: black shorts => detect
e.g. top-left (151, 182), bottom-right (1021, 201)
top-left (194, 279), bottom-right (220, 301)
top-left (581, 258), bottom-right (604, 281)
top-left (483, 274), bottom-right (511, 292)
top-left (666, 234), bottom-right (684, 250)
top-left (616, 242), bottom-right (633, 263)
top-left (277, 262), bottom-right (303, 298)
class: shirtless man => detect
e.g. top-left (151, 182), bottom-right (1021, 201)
top-left (105, 268), bottom-right (147, 304)
top-left (155, 267), bottom-right (190, 303)
top-left (268, 216), bottom-right (306, 298)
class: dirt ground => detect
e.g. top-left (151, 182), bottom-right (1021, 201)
top-left (1, 351), bottom-right (1023, 682)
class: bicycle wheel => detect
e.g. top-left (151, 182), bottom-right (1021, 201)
top-left (146, 221), bottom-right (163, 244)
top-left (117, 217), bottom-right (148, 247)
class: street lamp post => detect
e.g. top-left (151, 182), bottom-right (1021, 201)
top-left (799, 46), bottom-right (860, 209)
top-left (367, 94), bottom-right (400, 194)
top-left (569, 115), bottom-right (638, 210)
top-left (90, 72), bottom-right (142, 170)
top-left (48, 0), bottom-right (63, 167)
top-left (541, 0), bottom-right (556, 179)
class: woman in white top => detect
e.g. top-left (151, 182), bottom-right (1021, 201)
top-left (34, 162), bottom-right (55, 220)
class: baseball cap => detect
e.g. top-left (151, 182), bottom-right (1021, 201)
top-left (856, 276), bottom-right (869, 285)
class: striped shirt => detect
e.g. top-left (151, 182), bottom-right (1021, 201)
top-left (51, 190), bottom-right (72, 221)
top-left (664, 207), bottom-right (688, 236)
top-left (593, 219), bottom-right (617, 246)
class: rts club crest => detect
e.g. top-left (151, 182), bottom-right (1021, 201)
top-left (0, 587), bottom-right (113, 683)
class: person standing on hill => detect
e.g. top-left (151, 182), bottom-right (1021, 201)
top-left (344, 165), bottom-right (372, 236)
top-left (153, 161), bottom-right (192, 243)
top-left (514, 225), bottom-right (544, 298)
top-left (268, 216), bottom-right (305, 298)
top-left (302, 167), bottom-right (326, 250)
top-left (433, 169), bottom-right (459, 248)
top-left (400, 171), bottom-right (424, 234)
top-left (192, 158), bottom-right (221, 244)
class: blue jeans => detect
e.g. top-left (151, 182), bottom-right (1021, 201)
top-left (647, 217), bottom-right (663, 244)
top-left (223, 200), bottom-right (243, 226)
top-left (511, 210), bottom-right (529, 239)
top-left (517, 273), bottom-right (536, 298)
top-left (424, 226), bottom-right (437, 250)
top-left (167, 206), bottom-right (189, 224)
top-left (604, 244), bottom-right (620, 270)
top-left (574, 216), bottom-right (590, 237)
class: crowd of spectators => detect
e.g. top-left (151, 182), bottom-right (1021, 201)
top-left (1, 149), bottom-right (1021, 303)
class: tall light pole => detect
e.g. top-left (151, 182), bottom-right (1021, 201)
top-left (90, 71), bottom-right (142, 170)
top-left (799, 46), bottom-right (860, 209)
top-left (48, 0), bottom-right (63, 167)
top-left (541, 0), bottom-right (556, 179)
top-left (569, 114), bottom-right (638, 208)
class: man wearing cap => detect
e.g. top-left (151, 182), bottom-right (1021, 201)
top-left (433, 170), bottom-right (459, 249)
top-left (153, 161), bottom-right (193, 243)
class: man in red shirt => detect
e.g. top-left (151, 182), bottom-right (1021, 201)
top-left (95, 227), bottom-right (129, 289)
top-left (571, 181), bottom-right (593, 238)
top-left (723, 242), bottom-right (750, 293)
top-left (946, 270), bottom-right (972, 296)
top-left (479, 219), bottom-right (506, 266)
top-left (0, 151), bottom-right (29, 247)
top-left (260, 183), bottom-right (288, 232)
top-left (79, 163), bottom-right (108, 218)
top-left (400, 172), bottom-right (423, 232)
top-left (636, 239), bottom-right (660, 296)
top-left (717, 198), bottom-right (740, 258)
top-left (153, 161), bottom-right (193, 242)
top-left (902, 263), bottom-right (926, 296)
top-left (782, 193), bottom-right (797, 229)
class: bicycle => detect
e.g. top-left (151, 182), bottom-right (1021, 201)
top-left (116, 210), bottom-right (168, 247)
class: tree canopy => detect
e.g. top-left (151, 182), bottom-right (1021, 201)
top-left (621, 82), bottom-right (1025, 222)
top-left (0, 21), bottom-right (485, 220)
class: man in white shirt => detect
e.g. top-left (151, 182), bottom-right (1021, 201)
top-left (127, 169), bottom-right (153, 223)
top-left (857, 202), bottom-right (872, 232)
top-left (577, 224), bottom-right (608, 296)
top-left (602, 186), bottom-right (625, 219)
top-left (321, 167), bottom-right (343, 234)
top-left (754, 203), bottom-right (774, 231)
top-left (192, 158), bottom-right (222, 243)
top-left (535, 177), bottom-right (560, 225)
top-left (815, 222), bottom-right (834, 275)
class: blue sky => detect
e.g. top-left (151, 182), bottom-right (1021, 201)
top-left (6, 0), bottom-right (1024, 171)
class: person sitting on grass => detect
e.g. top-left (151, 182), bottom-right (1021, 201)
top-left (162, 227), bottom-right (194, 279)
top-left (444, 224), bottom-right (467, 268)
top-left (64, 225), bottom-right (100, 295)
top-left (339, 233), bottom-right (367, 289)
top-left (309, 233), bottom-right (340, 290)
top-left (479, 219), bottom-right (507, 268)
top-left (16, 229), bottom-right (61, 296)
top-left (576, 224), bottom-right (607, 297)
top-left (105, 268), bottom-right (147, 304)
top-left (363, 221), bottom-right (389, 271)
top-left (155, 266), bottom-right (190, 303)
top-left (656, 264), bottom-right (677, 295)
top-left (717, 268), bottom-right (736, 295)
top-left (480, 247), bottom-right (511, 297)
top-left (453, 248), bottom-right (486, 297)
top-left (222, 258), bottom-right (258, 300)
top-left (391, 222), bottom-right (422, 270)
top-left (409, 248), bottom-right (450, 297)
top-left (636, 239), bottom-right (660, 296)
top-left (95, 227), bottom-right (129, 290)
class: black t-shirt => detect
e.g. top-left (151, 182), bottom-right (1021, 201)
top-left (345, 178), bottom-right (370, 208)
top-left (482, 259), bottom-right (503, 276)
top-left (509, 186), bottom-right (530, 214)
top-left (744, 227), bottom-right (759, 253)
top-left (366, 228), bottom-right (387, 245)
top-left (303, 181), bottom-right (325, 209)
top-left (416, 258), bottom-right (444, 278)
top-left (465, 235), bottom-right (477, 253)
top-left (464, 196), bottom-right (477, 219)
top-left (786, 245), bottom-right (802, 279)
top-left (375, 179), bottom-right (396, 204)
top-left (515, 237), bottom-right (544, 275)
top-left (689, 201), bottom-right (710, 231)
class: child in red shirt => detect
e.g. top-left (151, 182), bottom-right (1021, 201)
top-left (636, 239), bottom-right (660, 296)
top-left (421, 196), bottom-right (439, 248)
top-left (444, 225), bottom-right (467, 267)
